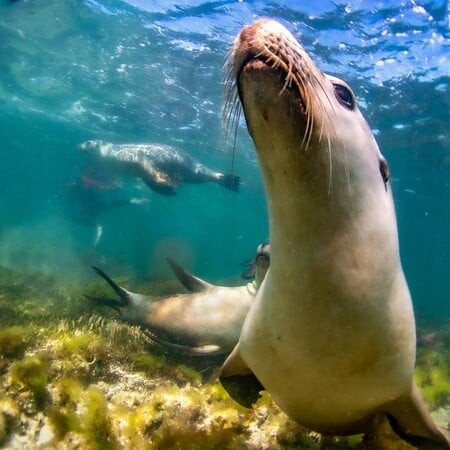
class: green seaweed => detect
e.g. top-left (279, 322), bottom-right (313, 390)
top-left (54, 376), bottom-right (83, 406)
top-left (175, 364), bottom-right (202, 384)
top-left (46, 378), bottom-right (83, 441)
top-left (46, 406), bottom-right (79, 440)
top-left (0, 411), bottom-right (7, 445)
top-left (132, 352), bottom-right (167, 374)
top-left (81, 386), bottom-right (118, 450)
top-left (9, 355), bottom-right (49, 405)
top-left (0, 326), bottom-right (31, 359)
top-left (415, 363), bottom-right (450, 408)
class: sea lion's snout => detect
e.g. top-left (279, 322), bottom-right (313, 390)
top-left (78, 140), bottom-right (98, 152)
top-left (78, 140), bottom-right (104, 153)
top-left (224, 19), bottom-right (328, 147)
top-left (230, 19), bottom-right (320, 100)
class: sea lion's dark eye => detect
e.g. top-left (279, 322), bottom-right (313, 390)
top-left (379, 158), bottom-right (390, 189)
top-left (333, 84), bottom-right (355, 110)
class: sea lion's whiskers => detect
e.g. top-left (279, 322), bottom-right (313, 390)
top-left (222, 63), bottom-right (243, 184)
top-left (326, 130), bottom-right (333, 196)
top-left (222, 89), bottom-right (240, 135)
top-left (229, 106), bottom-right (241, 182)
top-left (301, 103), bottom-right (315, 152)
top-left (300, 111), bottom-right (312, 151)
top-left (302, 87), bottom-right (317, 151)
top-left (280, 56), bottom-right (294, 96)
top-left (222, 56), bottom-right (241, 142)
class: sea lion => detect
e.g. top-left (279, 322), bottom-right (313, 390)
top-left (65, 175), bottom-right (129, 226)
top-left (220, 19), bottom-right (450, 447)
top-left (86, 243), bottom-right (270, 355)
top-left (79, 140), bottom-right (241, 195)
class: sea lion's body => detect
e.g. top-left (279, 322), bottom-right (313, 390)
top-left (220, 19), bottom-right (449, 447)
top-left (79, 140), bottom-right (240, 195)
top-left (87, 244), bottom-right (269, 355)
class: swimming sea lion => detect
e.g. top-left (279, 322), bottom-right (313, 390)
top-left (86, 243), bottom-right (269, 355)
top-left (79, 140), bottom-right (241, 195)
top-left (220, 19), bottom-right (450, 447)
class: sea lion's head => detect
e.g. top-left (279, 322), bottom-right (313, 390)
top-left (224, 19), bottom-right (390, 207)
top-left (78, 140), bottom-right (112, 158)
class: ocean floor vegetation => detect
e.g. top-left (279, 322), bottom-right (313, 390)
top-left (0, 265), bottom-right (449, 449)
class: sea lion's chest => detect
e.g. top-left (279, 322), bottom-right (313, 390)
top-left (239, 267), bottom-right (416, 431)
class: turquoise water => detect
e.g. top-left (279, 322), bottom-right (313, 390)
top-left (0, 0), bottom-right (449, 317)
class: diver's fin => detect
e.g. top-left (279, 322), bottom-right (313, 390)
top-left (384, 382), bottom-right (450, 448)
top-left (141, 329), bottom-right (226, 356)
top-left (219, 343), bottom-right (264, 408)
top-left (166, 257), bottom-right (214, 293)
top-left (84, 295), bottom-right (123, 313)
top-left (91, 266), bottom-right (130, 306)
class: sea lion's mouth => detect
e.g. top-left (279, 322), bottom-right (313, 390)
top-left (236, 53), bottom-right (285, 84)
top-left (222, 19), bottom-right (322, 137)
top-left (236, 52), bottom-right (307, 115)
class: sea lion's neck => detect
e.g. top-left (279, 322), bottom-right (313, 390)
top-left (262, 152), bottom-right (402, 301)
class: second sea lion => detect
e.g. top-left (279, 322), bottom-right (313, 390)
top-left (79, 140), bottom-right (241, 195)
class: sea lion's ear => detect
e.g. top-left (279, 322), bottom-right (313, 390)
top-left (219, 344), bottom-right (264, 408)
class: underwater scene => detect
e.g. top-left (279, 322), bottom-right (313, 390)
top-left (0, 0), bottom-right (449, 448)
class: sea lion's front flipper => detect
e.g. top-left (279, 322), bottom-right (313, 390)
top-left (141, 163), bottom-right (178, 196)
top-left (141, 175), bottom-right (177, 195)
top-left (384, 383), bottom-right (450, 448)
top-left (166, 257), bottom-right (214, 293)
top-left (142, 329), bottom-right (226, 356)
top-left (219, 344), bottom-right (264, 408)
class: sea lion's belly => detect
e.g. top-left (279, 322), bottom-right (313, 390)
top-left (240, 272), bottom-right (416, 433)
top-left (150, 286), bottom-right (253, 350)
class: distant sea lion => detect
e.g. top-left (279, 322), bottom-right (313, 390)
top-left (79, 140), bottom-right (241, 195)
top-left (220, 19), bottom-right (450, 447)
top-left (65, 176), bottom-right (129, 227)
top-left (86, 244), bottom-right (269, 355)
